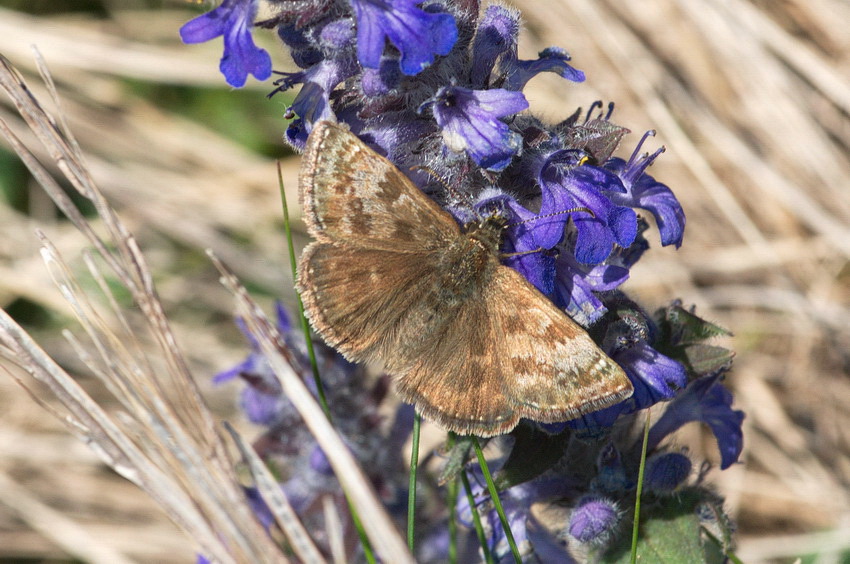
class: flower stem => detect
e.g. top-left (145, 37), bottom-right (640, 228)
top-left (407, 412), bottom-right (422, 551)
top-left (472, 437), bottom-right (521, 564)
top-left (630, 408), bottom-right (652, 564)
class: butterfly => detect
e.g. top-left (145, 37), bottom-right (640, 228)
top-left (296, 121), bottom-right (633, 437)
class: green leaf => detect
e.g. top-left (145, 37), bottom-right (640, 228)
top-left (602, 490), bottom-right (709, 563)
top-left (659, 343), bottom-right (735, 377)
top-left (682, 344), bottom-right (735, 376)
top-left (493, 423), bottom-right (569, 490)
top-left (657, 304), bottom-right (732, 344)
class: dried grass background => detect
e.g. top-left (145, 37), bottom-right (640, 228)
top-left (0, 1), bottom-right (848, 562)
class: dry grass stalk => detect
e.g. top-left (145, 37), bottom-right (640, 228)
top-left (0, 53), bottom-right (371, 563)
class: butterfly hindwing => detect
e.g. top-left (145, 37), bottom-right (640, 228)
top-left (297, 242), bottom-right (446, 362)
top-left (487, 267), bottom-right (633, 422)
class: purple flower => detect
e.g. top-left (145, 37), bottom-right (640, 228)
top-left (320, 18), bottom-right (357, 50)
top-left (361, 58), bottom-right (402, 96)
top-left (568, 496), bottom-right (620, 545)
top-left (309, 445), bottom-right (335, 476)
top-left (274, 57), bottom-right (359, 147)
top-left (244, 486), bottom-right (275, 530)
top-left (615, 343), bottom-right (688, 409)
top-left (470, 5), bottom-right (520, 88)
top-left (180, 0), bottom-right (272, 87)
top-left (473, 190), bottom-right (557, 294)
top-left (647, 375), bottom-right (745, 469)
top-left (593, 442), bottom-right (633, 493)
top-left (351, 0), bottom-right (458, 75)
top-left (538, 150), bottom-right (637, 264)
top-left (502, 47), bottom-right (586, 92)
top-left (605, 131), bottom-right (686, 248)
top-left (553, 253), bottom-right (629, 326)
top-left (276, 23), bottom-right (322, 69)
top-left (644, 451), bottom-right (692, 493)
top-left (425, 85), bottom-right (529, 171)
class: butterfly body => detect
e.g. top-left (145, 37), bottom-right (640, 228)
top-left (297, 121), bottom-right (633, 437)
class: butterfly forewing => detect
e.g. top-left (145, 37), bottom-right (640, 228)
top-left (300, 122), bottom-right (458, 252)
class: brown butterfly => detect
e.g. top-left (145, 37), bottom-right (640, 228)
top-left (296, 121), bottom-right (633, 437)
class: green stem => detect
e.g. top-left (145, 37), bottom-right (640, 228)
top-left (630, 409), bottom-right (652, 564)
top-left (472, 438), bottom-right (521, 564)
top-left (460, 462), bottom-right (494, 564)
top-left (447, 469), bottom-right (459, 562)
top-left (407, 412), bottom-right (422, 551)
top-left (279, 162), bottom-right (330, 419)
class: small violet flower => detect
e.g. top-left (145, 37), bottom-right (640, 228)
top-left (350, 0), bottom-right (458, 75)
top-left (647, 375), bottom-right (745, 469)
top-left (568, 496), bottom-right (621, 545)
top-left (644, 451), bottom-right (693, 494)
top-left (424, 85), bottom-right (529, 171)
top-left (538, 150), bottom-right (637, 264)
top-left (180, 0), bottom-right (271, 87)
top-left (502, 46), bottom-right (586, 92)
top-left (605, 131), bottom-right (686, 248)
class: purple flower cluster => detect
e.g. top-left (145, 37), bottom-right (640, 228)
top-left (450, 369), bottom-right (742, 560)
top-left (181, 0), bottom-right (744, 559)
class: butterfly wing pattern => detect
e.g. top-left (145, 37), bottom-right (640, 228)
top-left (297, 121), bottom-right (633, 437)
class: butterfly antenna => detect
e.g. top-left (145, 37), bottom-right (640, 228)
top-left (507, 206), bottom-right (595, 229)
top-left (501, 207), bottom-right (593, 259)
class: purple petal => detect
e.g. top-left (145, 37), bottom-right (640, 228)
top-left (605, 132), bottom-right (686, 248)
top-left (470, 4), bottom-right (519, 88)
top-left (568, 496), bottom-right (620, 544)
top-left (180, 0), bottom-right (271, 87)
top-left (554, 254), bottom-right (629, 325)
top-left (648, 375), bottom-right (745, 469)
top-left (644, 452), bottom-right (692, 493)
top-left (351, 0), bottom-right (458, 75)
top-left (539, 152), bottom-right (633, 263)
top-left (502, 46), bottom-right (586, 91)
top-left (615, 343), bottom-right (687, 409)
top-left (428, 86), bottom-right (528, 170)
top-left (475, 192), bottom-right (558, 294)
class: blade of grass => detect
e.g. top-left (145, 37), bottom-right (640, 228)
top-left (211, 253), bottom-right (413, 562)
top-left (278, 161), bottom-right (330, 419)
top-left (407, 411), bottom-right (421, 551)
top-left (446, 435), bottom-right (460, 564)
top-left (459, 465), bottom-right (494, 564)
top-left (630, 408), bottom-right (652, 564)
top-left (472, 437), bottom-right (521, 563)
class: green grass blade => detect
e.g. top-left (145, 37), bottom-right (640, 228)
top-left (407, 412), bottom-right (422, 552)
top-left (472, 437), bottom-right (521, 564)
top-left (630, 409), bottom-right (652, 564)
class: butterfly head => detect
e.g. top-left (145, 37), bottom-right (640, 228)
top-left (462, 210), bottom-right (510, 255)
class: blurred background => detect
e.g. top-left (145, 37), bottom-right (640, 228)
top-left (0, 1), bottom-right (848, 562)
